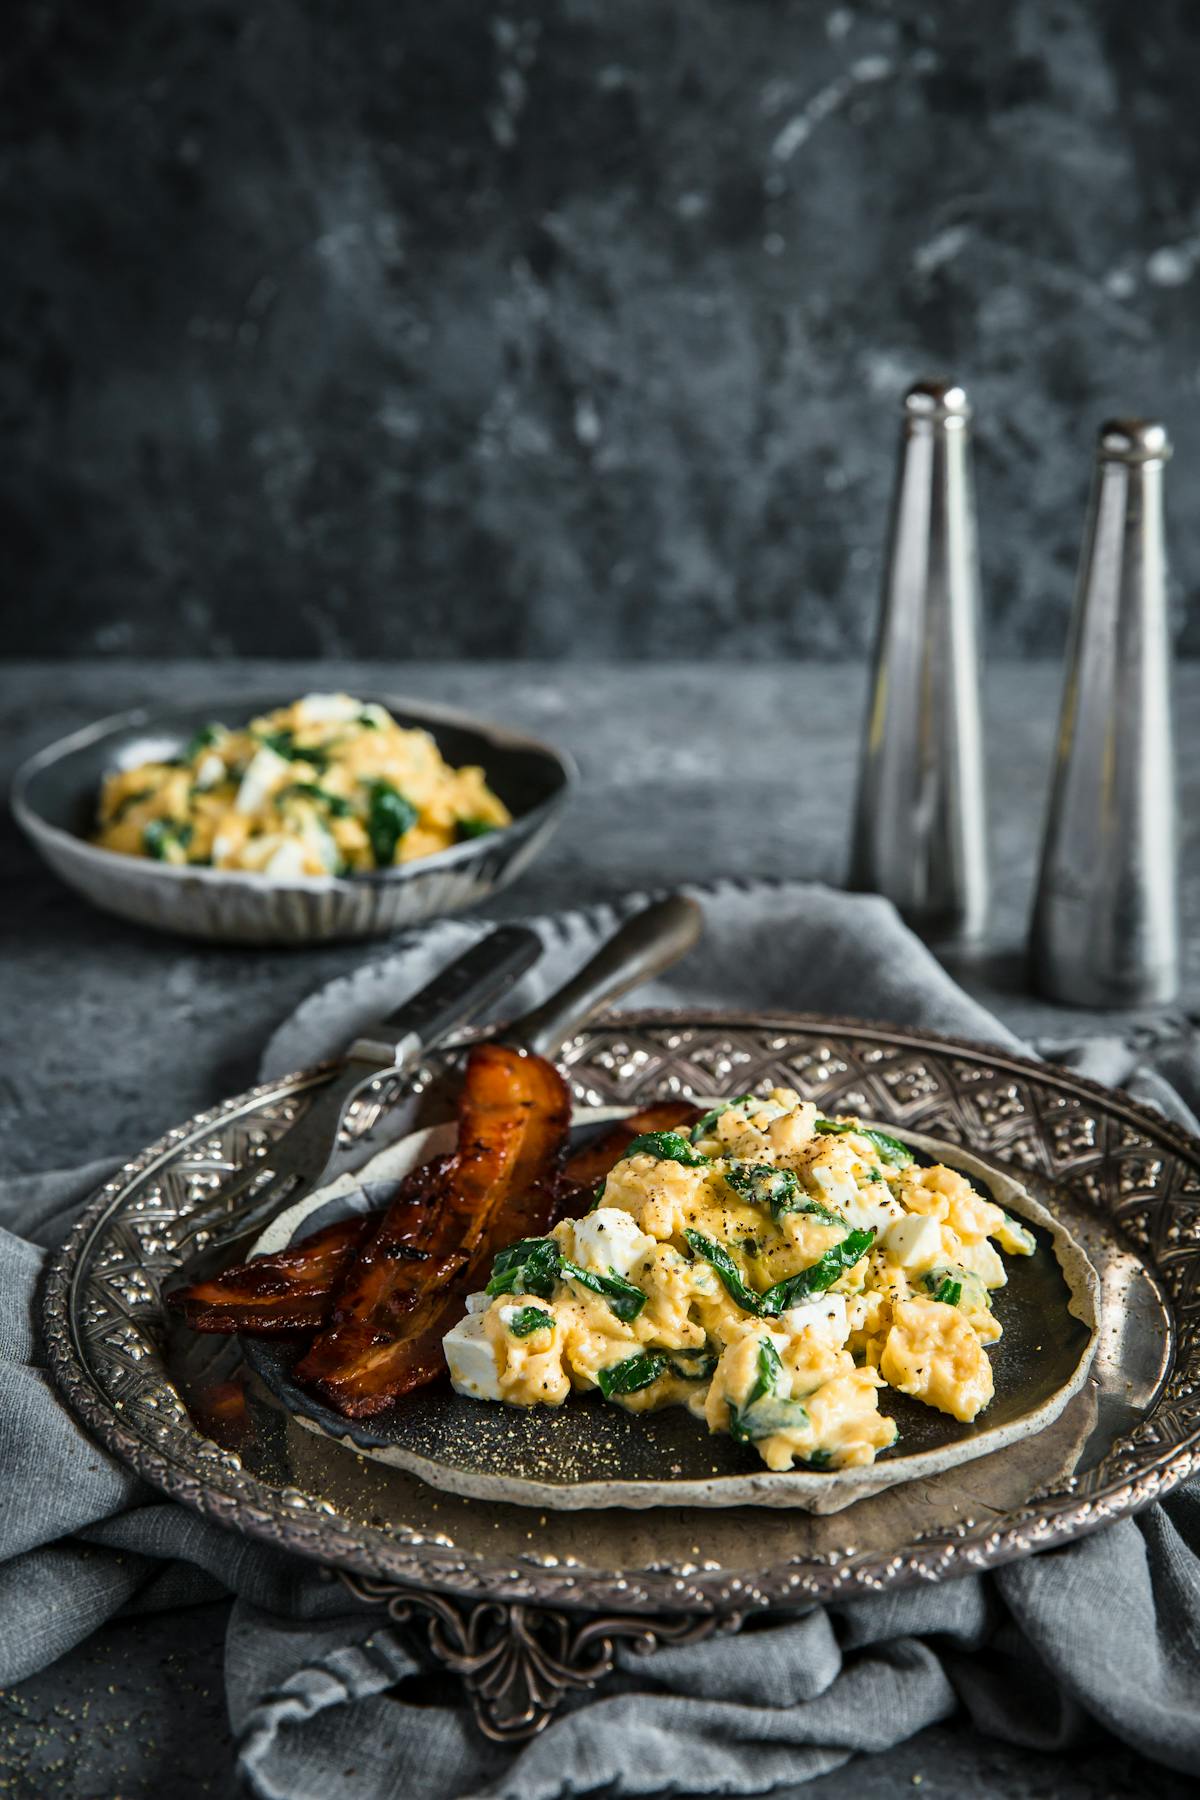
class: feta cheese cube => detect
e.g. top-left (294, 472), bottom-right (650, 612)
top-left (264, 840), bottom-right (309, 879)
top-left (307, 819), bottom-right (340, 873)
top-left (194, 751), bottom-right (225, 790)
top-left (781, 1292), bottom-right (849, 1348)
top-left (570, 1208), bottom-right (655, 1278)
top-left (884, 1212), bottom-right (943, 1272)
top-left (810, 1165), bottom-right (859, 1213)
top-left (235, 746), bottom-right (291, 815)
top-left (465, 1291), bottom-right (490, 1314)
top-left (294, 692), bottom-right (362, 725)
top-left (443, 1313), bottom-right (502, 1400)
top-left (840, 1190), bottom-right (905, 1235)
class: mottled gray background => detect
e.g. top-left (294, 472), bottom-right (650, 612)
top-left (4, 0), bottom-right (1200, 660)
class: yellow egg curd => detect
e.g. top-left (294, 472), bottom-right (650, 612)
top-left (93, 693), bottom-right (511, 876)
top-left (444, 1088), bottom-right (1037, 1472)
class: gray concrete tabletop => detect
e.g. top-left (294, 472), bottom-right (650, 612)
top-left (2, 658), bottom-right (1197, 1797)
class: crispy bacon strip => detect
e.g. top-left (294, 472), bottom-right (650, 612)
top-left (295, 1044), bottom-right (570, 1416)
top-left (166, 1215), bottom-right (376, 1334)
top-left (167, 1154), bottom-right (455, 1335)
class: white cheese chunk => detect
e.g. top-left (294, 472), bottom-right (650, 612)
top-left (465, 1290), bottom-right (491, 1314)
top-left (884, 1212), bottom-right (943, 1271)
top-left (810, 1165), bottom-right (860, 1213)
top-left (235, 746), bottom-right (292, 815)
top-left (194, 751), bottom-right (225, 790)
top-left (307, 819), bottom-right (340, 873)
top-left (570, 1208), bottom-right (655, 1278)
top-left (841, 1190), bottom-right (905, 1235)
top-left (781, 1292), bottom-right (849, 1348)
top-left (442, 1313), bottom-right (502, 1400)
top-left (294, 692), bottom-right (362, 725)
top-left (264, 839), bottom-right (309, 879)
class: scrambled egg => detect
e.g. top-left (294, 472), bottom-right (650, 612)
top-left (94, 694), bottom-right (511, 876)
top-left (444, 1089), bottom-right (1037, 1472)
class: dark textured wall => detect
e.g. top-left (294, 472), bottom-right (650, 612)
top-left (4, 0), bottom-right (1200, 660)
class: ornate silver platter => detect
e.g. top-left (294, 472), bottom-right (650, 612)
top-left (44, 1014), bottom-right (1200, 1740)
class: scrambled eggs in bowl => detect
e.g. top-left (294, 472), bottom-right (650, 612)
top-left (93, 693), bottom-right (511, 877)
top-left (444, 1089), bottom-right (1037, 1473)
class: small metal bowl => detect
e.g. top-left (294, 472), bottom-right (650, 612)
top-left (12, 692), bottom-right (575, 945)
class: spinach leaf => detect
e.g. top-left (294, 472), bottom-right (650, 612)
top-left (922, 1264), bottom-right (988, 1312)
top-left (686, 1224), bottom-right (874, 1318)
top-left (561, 1258), bottom-right (646, 1322)
top-left (689, 1095), bottom-right (757, 1144)
top-left (259, 728), bottom-right (330, 772)
top-left (861, 1128), bottom-right (915, 1168)
top-left (357, 711), bottom-right (381, 729)
top-left (281, 782), bottom-right (353, 817)
top-left (485, 1236), bottom-right (562, 1300)
top-left (625, 1130), bottom-right (710, 1168)
top-left (723, 1159), bottom-right (843, 1228)
top-left (597, 1352), bottom-right (667, 1398)
top-left (773, 1191), bottom-right (846, 1228)
top-left (749, 1335), bottom-right (784, 1406)
top-left (505, 1306), bottom-right (556, 1337)
top-left (803, 1448), bottom-right (833, 1469)
top-left (456, 817), bottom-right (497, 841)
top-left (111, 787), bottom-right (154, 822)
top-left (142, 819), bottom-right (193, 861)
top-left (684, 1229), bottom-right (766, 1315)
top-left (365, 780), bottom-right (418, 867)
top-left (727, 1337), bottom-right (810, 1442)
top-left (724, 1162), bottom-right (801, 1217)
top-left (815, 1118), bottom-right (914, 1167)
top-left (759, 1228), bottom-right (875, 1313)
top-left (182, 723), bottom-right (222, 760)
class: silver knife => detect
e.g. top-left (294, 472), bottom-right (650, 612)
top-left (191, 924), bottom-right (541, 1264)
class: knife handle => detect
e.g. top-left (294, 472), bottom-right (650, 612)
top-left (345, 924), bottom-right (542, 1067)
top-left (502, 895), bottom-right (703, 1058)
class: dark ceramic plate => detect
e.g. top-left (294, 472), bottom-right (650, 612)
top-left (12, 692), bottom-right (575, 944)
top-left (241, 1114), bottom-right (1100, 1513)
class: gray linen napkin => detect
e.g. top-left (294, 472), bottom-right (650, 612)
top-left (3, 880), bottom-right (1198, 1798)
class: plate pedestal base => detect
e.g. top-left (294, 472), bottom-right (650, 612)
top-left (339, 1572), bottom-right (743, 1741)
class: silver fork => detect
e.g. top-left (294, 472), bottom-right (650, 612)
top-left (185, 924), bottom-right (541, 1269)
top-left (179, 895), bottom-right (703, 1278)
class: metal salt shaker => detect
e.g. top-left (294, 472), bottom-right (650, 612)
top-left (849, 378), bottom-right (989, 942)
top-left (1028, 420), bottom-right (1180, 1007)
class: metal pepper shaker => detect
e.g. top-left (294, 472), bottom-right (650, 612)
top-left (1028, 420), bottom-right (1180, 1007)
top-left (848, 378), bottom-right (989, 942)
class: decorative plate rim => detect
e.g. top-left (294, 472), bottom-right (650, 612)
top-left (42, 1010), bottom-right (1200, 1617)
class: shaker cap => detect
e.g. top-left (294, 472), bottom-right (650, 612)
top-left (904, 378), bottom-right (971, 425)
top-left (1098, 418), bottom-right (1172, 464)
